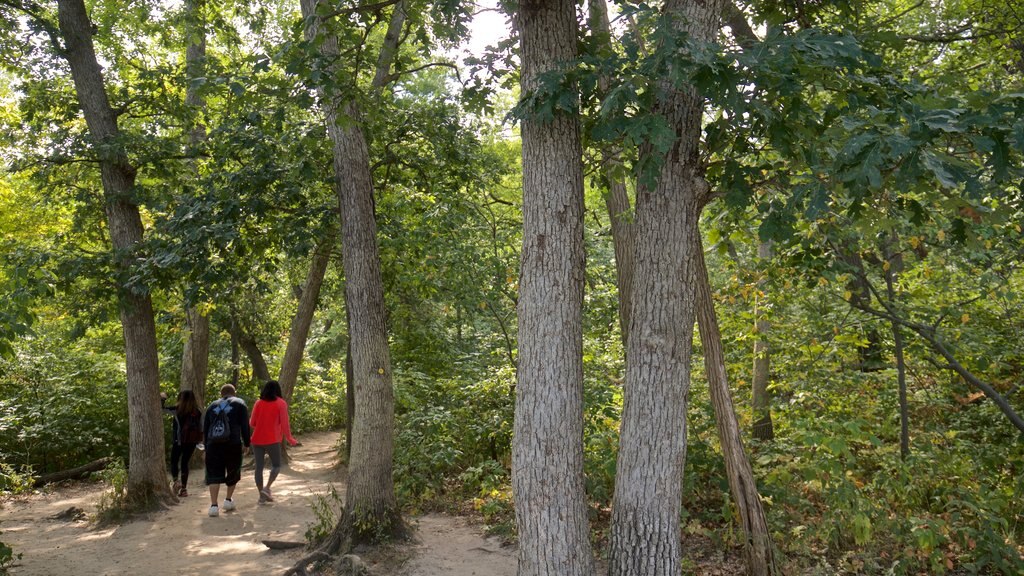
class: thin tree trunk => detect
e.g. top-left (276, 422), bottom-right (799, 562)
top-left (883, 233), bottom-right (909, 459)
top-left (179, 0), bottom-right (210, 413)
top-left (230, 322), bottom-right (240, 387)
top-left (512, 1), bottom-right (593, 575)
top-left (180, 309), bottom-right (209, 405)
top-left (235, 327), bottom-right (271, 383)
top-left (56, 0), bottom-right (169, 504)
top-left (588, 0), bottom-right (635, 349)
top-left (608, 0), bottom-right (722, 573)
top-left (751, 240), bottom-right (774, 441)
top-left (694, 236), bottom-right (778, 576)
top-left (279, 234), bottom-right (334, 402)
top-left (299, 0), bottom-right (402, 544)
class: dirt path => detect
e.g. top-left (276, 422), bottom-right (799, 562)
top-left (0, 431), bottom-right (517, 576)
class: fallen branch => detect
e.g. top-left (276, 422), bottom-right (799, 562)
top-left (263, 540), bottom-right (306, 550)
top-left (33, 457), bottom-right (113, 487)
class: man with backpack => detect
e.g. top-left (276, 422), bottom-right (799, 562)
top-left (203, 384), bottom-right (251, 517)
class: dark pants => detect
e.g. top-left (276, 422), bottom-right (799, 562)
top-left (170, 442), bottom-right (198, 488)
top-left (205, 442), bottom-right (243, 486)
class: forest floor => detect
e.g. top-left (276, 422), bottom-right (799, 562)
top-left (0, 431), bottom-right (517, 576)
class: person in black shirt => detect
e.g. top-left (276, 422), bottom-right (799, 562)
top-left (203, 384), bottom-right (251, 517)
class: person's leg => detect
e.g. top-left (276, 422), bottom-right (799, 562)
top-left (252, 444), bottom-right (267, 492)
top-left (264, 443), bottom-right (283, 491)
top-left (170, 442), bottom-right (182, 487)
top-left (180, 443), bottom-right (197, 493)
top-left (222, 444), bottom-right (243, 510)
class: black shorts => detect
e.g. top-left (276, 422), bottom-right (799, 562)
top-left (204, 442), bottom-right (243, 486)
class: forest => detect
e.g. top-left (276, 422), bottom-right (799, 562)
top-left (0, 0), bottom-right (1022, 574)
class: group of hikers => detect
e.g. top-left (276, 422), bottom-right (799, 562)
top-left (162, 380), bottom-right (299, 517)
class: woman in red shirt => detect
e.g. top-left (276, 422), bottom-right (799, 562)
top-left (249, 380), bottom-right (298, 502)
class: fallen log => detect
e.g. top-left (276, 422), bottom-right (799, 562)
top-left (33, 457), bottom-right (113, 487)
top-left (263, 540), bottom-right (306, 550)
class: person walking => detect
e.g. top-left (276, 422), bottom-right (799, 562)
top-left (161, 390), bottom-right (203, 497)
top-left (249, 380), bottom-right (298, 503)
top-left (203, 384), bottom-right (250, 517)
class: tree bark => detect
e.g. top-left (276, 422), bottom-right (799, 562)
top-left (56, 0), bottom-right (169, 505)
top-left (751, 240), bottom-right (774, 441)
top-left (279, 234), bottom-right (334, 402)
top-left (694, 236), bottom-right (778, 576)
top-left (512, 1), bottom-right (594, 575)
top-left (608, 1), bottom-right (722, 574)
top-left (299, 0), bottom-right (402, 544)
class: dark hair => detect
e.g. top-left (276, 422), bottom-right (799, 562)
top-left (260, 380), bottom-right (283, 402)
top-left (176, 389), bottom-right (199, 418)
top-left (220, 384), bottom-right (236, 398)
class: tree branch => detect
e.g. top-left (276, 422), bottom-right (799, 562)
top-left (322, 0), bottom-right (402, 20)
top-left (377, 61), bottom-right (461, 88)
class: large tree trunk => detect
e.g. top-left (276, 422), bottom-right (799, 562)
top-left (279, 234), bottom-right (333, 402)
top-left (56, 0), bottom-right (169, 504)
top-left (607, 0), bottom-right (722, 574)
top-left (512, 1), bottom-right (593, 575)
top-left (299, 0), bottom-right (402, 545)
top-left (751, 240), bottom-right (774, 441)
top-left (694, 236), bottom-right (778, 576)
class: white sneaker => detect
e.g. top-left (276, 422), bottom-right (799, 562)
top-left (208, 505), bottom-right (219, 517)
top-left (222, 499), bottom-right (236, 512)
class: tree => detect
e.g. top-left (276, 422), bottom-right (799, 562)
top-left (178, 0), bottom-right (210, 410)
top-left (511, 0), bottom-right (593, 574)
top-left (279, 233), bottom-right (334, 402)
top-left (55, 0), bottom-right (169, 504)
top-left (608, 0), bottom-right (723, 573)
top-left (295, 0), bottom-right (405, 550)
top-left (750, 239), bottom-right (774, 440)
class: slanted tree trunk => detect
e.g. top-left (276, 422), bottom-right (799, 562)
top-left (608, 0), bottom-right (722, 573)
top-left (298, 0), bottom-right (402, 546)
top-left (279, 234), bottom-right (334, 402)
top-left (882, 232), bottom-right (909, 459)
top-left (235, 327), bottom-right (271, 383)
top-left (694, 236), bottom-right (778, 576)
top-left (512, 1), bottom-right (594, 575)
top-left (751, 240), bottom-right (774, 441)
top-left (56, 0), bottom-right (169, 504)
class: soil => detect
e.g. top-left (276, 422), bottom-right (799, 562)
top-left (0, 431), bottom-right (517, 576)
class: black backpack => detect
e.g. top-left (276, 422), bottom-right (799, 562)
top-left (207, 400), bottom-right (232, 444)
top-left (179, 410), bottom-right (203, 445)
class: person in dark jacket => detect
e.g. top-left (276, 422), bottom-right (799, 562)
top-left (161, 390), bottom-right (203, 497)
top-left (203, 384), bottom-right (250, 517)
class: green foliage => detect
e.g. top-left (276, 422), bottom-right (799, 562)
top-left (0, 328), bottom-right (129, 476)
top-left (0, 534), bottom-right (20, 575)
top-left (305, 483), bottom-right (343, 546)
top-left (94, 458), bottom-right (130, 525)
top-left (392, 365), bottom-right (514, 507)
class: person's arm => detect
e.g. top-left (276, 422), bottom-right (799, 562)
top-left (249, 400), bottom-right (260, 433)
top-left (240, 402), bottom-right (251, 448)
top-left (280, 400), bottom-right (298, 446)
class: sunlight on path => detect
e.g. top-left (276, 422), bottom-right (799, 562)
top-left (0, 431), bottom-right (341, 576)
